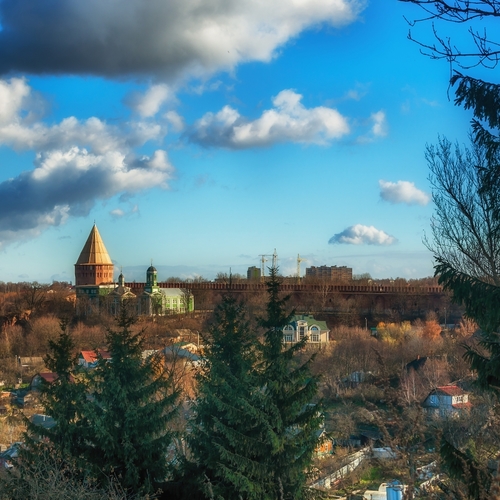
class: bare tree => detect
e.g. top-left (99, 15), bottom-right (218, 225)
top-left (425, 136), bottom-right (500, 284)
top-left (401, 1), bottom-right (500, 151)
top-left (401, 1), bottom-right (500, 69)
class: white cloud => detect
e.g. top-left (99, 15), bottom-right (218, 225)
top-left (0, 80), bottom-right (165, 154)
top-left (0, 147), bottom-right (173, 236)
top-left (344, 82), bottom-right (370, 101)
top-left (110, 208), bottom-right (125, 218)
top-left (379, 180), bottom-right (430, 206)
top-left (188, 89), bottom-right (350, 148)
top-left (0, 77), bottom-right (175, 247)
top-left (0, 77), bottom-right (30, 125)
top-left (165, 110), bottom-right (185, 132)
top-left (0, 1), bottom-right (366, 79)
top-left (329, 224), bottom-right (397, 245)
top-left (110, 204), bottom-right (139, 219)
top-left (0, 115), bottom-right (164, 155)
top-left (371, 110), bottom-right (387, 137)
top-left (128, 84), bottom-right (175, 118)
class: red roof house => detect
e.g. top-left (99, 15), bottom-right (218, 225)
top-left (422, 385), bottom-right (472, 417)
top-left (79, 349), bottom-right (111, 368)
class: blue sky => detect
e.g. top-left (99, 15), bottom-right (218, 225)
top-left (0, 0), bottom-right (481, 283)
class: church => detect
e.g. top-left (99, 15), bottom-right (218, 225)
top-left (75, 224), bottom-right (194, 316)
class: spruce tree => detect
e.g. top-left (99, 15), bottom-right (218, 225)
top-left (23, 320), bottom-right (87, 471)
top-left (81, 305), bottom-right (180, 495)
top-left (189, 293), bottom-right (274, 500)
top-left (259, 267), bottom-right (323, 499)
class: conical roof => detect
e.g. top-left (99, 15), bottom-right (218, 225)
top-left (76, 225), bottom-right (113, 265)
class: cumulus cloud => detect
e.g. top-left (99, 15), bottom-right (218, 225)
top-left (128, 84), bottom-right (176, 118)
top-left (0, 147), bottom-right (173, 246)
top-left (329, 224), bottom-right (397, 246)
top-left (0, 78), bottom-right (175, 248)
top-left (0, 78), bottom-right (164, 154)
top-left (0, 0), bottom-right (365, 79)
top-left (0, 77), bottom-right (31, 124)
top-left (379, 180), bottom-right (430, 206)
top-left (187, 89), bottom-right (350, 148)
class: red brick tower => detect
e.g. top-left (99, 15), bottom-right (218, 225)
top-left (75, 225), bottom-right (114, 286)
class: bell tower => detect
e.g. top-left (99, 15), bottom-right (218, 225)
top-left (75, 224), bottom-right (114, 286)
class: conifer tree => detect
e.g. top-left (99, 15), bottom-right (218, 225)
top-left (23, 320), bottom-right (87, 465)
top-left (189, 293), bottom-right (274, 500)
top-left (81, 305), bottom-right (180, 495)
top-left (259, 267), bottom-right (323, 499)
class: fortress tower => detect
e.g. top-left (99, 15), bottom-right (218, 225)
top-left (75, 224), bottom-right (114, 286)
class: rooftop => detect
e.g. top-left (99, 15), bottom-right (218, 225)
top-left (76, 225), bottom-right (113, 265)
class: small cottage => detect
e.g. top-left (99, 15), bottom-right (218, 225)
top-left (79, 349), bottom-right (111, 369)
top-left (422, 385), bottom-right (472, 417)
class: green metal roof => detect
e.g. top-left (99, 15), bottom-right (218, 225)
top-left (289, 314), bottom-right (328, 331)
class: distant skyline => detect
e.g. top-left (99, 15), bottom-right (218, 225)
top-left (0, 1), bottom-right (481, 283)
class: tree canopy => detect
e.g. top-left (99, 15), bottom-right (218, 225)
top-left (425, 136), bottom-right (500, 284)
top-left (189, 294), bottom-right (273, 499)
top-left (259, 267), bottom-right (323, 499)
top-left (24, 307), bottom-right (181, 496)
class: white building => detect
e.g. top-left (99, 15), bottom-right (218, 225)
top-left (422, 385), bottom-right (471, 417)
top-left (282, 315), bottom-right (329, 344)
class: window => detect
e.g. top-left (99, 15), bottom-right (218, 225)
top-left (299, 326), bottom-right (306, 340)
top-left (284, 334), bottom-right (293, 343)
top-left (310, 326), bottom-right (320, 342)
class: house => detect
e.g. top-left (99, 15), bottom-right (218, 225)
top-left (405, 355), bottom-right (429, 373)
top-left (0, 442), bottom-right (22, 469)
top-left (282, 315), bottom-right (329, 344)
top-left (315, 428), bottom-right (333, 457)
top-left (405, 354), bottom-right (447, 374)
top-left (422, 385), bottom-right (472, 417)
top-left (363, 481), bottom-right (406, 500)
top-left (31, 414), bottom-right (56, 430)
top-left (31, 372), bottom-right (58, 390)
top-left (162, 345), bottom-right (201, 365)
top-left (14, 390), bottom-right (34, 407)
top-left (17, 356), bottom-right (44, 367)
top-left (78, 349), bottom-right (111, 369)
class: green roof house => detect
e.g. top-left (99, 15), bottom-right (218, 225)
top-left (283, 315), bottom-right (329, 345)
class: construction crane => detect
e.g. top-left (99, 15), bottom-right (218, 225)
top-left (259, 254), bottom-right (271, 277)
top-left (259, 250), bottom-right (278, 276)
top-left (297, 254), bottom-right (306, 282)
top-left (272, 249), bottom-right (278, 269)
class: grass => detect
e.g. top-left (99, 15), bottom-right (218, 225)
top-left (358, 465), bottom-right (384, 490)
